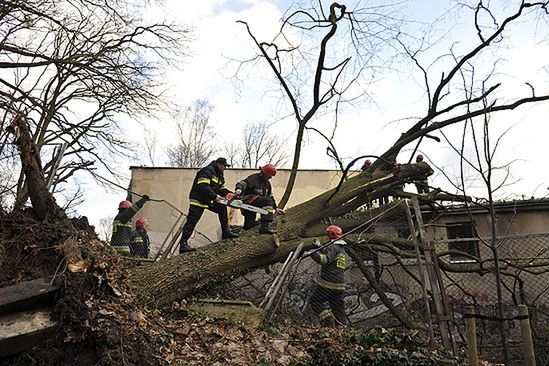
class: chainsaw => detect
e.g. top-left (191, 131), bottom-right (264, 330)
top-left (218, 194), bottom-right (268, 215)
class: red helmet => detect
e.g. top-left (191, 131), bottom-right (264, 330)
top-left (261, 164), bottom-right (277, 177)
top-left (119, 200), bottom-right (132, 209)
top-left (136, 216), bottom-right (148, 228)
top-left (326, 225), bottom-right (343, 239)
top-left (363, 159), bottom-right (372, 167)
top-left (416, 154), bottom-right (424, 162)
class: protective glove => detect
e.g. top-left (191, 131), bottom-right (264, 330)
top-left (276, 208), bottom-right (285, 215)
top-left (142, 194), bottom-right (151, 201)
top-left (312, 239), bottom-right (322, 248)
top-left (215, 194), bottom-right (224, 203)
top-left (302, 250), bottom-right (315, 257)
top-left (235, 188), bottom-right (242, 196)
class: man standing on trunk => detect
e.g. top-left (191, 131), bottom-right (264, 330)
top-left (414, 154), bottom-right (434, 194)
top-left (178, 157), bottom-right (238, 253)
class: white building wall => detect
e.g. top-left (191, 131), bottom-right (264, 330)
top-left (128, 167), bottom-right (349, 255)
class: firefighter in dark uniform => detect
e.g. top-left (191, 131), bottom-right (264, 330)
top-left (129, 216), bottom-right (150, 258)
top-left (361, 159), bottom-right (372, 171)
top-left (414, 154), bottom-right (434, 194)
top-left (234, 163), bottom-right (283, 234)
top-left (309, 225), bottom-right (349, 327)
top-left (179, 157), bottom-right (238, 253)
top-left (110, 195), bottom-right (150, 255)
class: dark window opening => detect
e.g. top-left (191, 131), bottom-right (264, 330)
top-left (446, 222), bottom-right (480, 263)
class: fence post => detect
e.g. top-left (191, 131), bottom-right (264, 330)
top-left (464, 306), bottom-right (478, 366)
top-left (518, 304), bottom-right (536, 366)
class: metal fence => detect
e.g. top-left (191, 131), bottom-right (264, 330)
top-left (208, 200), bottom-right (548, 365)
top-left (436, 233), bottom-right (549, 365)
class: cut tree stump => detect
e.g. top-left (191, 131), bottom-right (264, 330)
top-left (0, 278), bottom-right (59, 316)
top-left (0, 308), bottom-right (59, 357)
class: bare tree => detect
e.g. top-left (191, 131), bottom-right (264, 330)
top-left (237, 2), bottom-right (404, 208)
top-left (8, 3), bottom-right (547, 346)
top-left (222, 142), bottom-right (242, 168)
top-left (142, 129), bottom-right (159, 167)
top-left (238, 121), bottom-right (288, 168)
top-left (441, 91), bottom-right (516, 363)
top-left (98, 215), bottom-right (114, 243)
top-left (0, 144), bottom-right (18, 208)
top-left (166, 99), bottom-right (217, 168)
top-left (0, 0), bottom-right (190, 208)
top-left (129, 1), bottom-right (549, 310)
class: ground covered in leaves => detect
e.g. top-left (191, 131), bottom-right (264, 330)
top-left (0, 210), bottom-right (474, 365)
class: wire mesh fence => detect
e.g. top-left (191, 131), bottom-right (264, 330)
top-left (199, 199), bottom-right (548, 365)
top-left (436, 233), bottom-right (549, 365)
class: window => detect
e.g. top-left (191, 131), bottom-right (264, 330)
top-left (446, 222), bottom-right (480, 263)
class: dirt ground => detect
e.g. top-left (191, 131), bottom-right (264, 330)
top-left (0, 211), bottom-right (471, 365)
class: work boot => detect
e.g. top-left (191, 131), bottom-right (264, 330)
top-left (179, 241), bottom-right (196, 254)
top-left (259, 221), bottom-right (276, 235)
top-left (243, 219), bottom-right (259, 230)
top-left (243, 213), bottom-right (259, 230)
top-left (221, 228), bottom-right (239, 239)
top-left (320, 316), bottom-right (336, 328)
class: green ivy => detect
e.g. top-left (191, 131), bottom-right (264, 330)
top-left (294, 327), bottom-right (465, 366)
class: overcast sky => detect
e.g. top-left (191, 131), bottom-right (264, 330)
top-left (75, 0), bottom-right (549, 229)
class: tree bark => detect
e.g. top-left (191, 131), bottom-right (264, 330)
top-left (10, 114), bottom-right (65, 221)
top-left (130, 163), bottom-right (436, 306)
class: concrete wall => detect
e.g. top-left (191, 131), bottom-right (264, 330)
top-left (129, 167), bottom-right (347, 255)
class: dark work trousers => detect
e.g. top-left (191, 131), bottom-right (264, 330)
top-left (179, 202), bottom-right (229, 244)
top-left (310, 285), bottom-right (348, 327)
top-left (415, 179), bottom-right (430, 194)
top-left (242, 195), bottom-right (274, 230)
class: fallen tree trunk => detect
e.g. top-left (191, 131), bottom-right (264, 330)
top-left (129, 163), bottom-right (435, 307)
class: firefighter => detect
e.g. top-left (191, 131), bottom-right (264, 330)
top-left (361, 159), bottom-right (374, 208)
top-left (415, 154), bottom-right (434, 194)
top-left (179, 157), bottom-right (238, 253)
top-left (309, 225), bottom-right (349, 327)
top-left (361, 159), bottom-right (372, 171)
top-left (129, 216), bottom-right (150, 258)
top-left (234, 163), bottom-right (284, 235)
top-left (110, 195), bottom-right (150, 255)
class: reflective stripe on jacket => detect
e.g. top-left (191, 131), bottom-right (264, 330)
top-left (129, 227), bottom-right (150, 258)
top-left (311, 240), bottom-right (346, 290)
top-left (189, 161), bottom-right (229, 207)
top-left (110, 196), bottom-right (147, 254)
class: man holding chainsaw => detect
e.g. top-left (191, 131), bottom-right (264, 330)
top-left (178, 157), bottom-right (238, 253)
top-left (234, 163), bottom-right (284, 235)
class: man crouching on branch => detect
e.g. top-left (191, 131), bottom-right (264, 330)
top-left (235, 163), bottom-right (284, 234)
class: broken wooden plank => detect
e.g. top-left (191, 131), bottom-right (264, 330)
top-left (0, 278), bottom-right (59, 316)
top-left (0, 308), bottom-right (59, 357)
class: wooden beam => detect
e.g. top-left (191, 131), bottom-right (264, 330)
top-left (0, 278), bottom-right (59, 316)
top-left (0, 308), bottom-right (59, 357)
